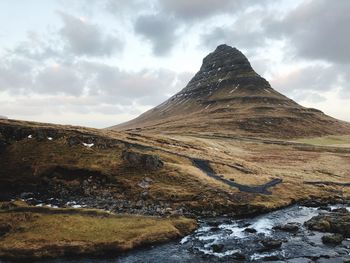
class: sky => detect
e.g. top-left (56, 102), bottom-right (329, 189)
top-left (0, 0), bottom-right (349, 128)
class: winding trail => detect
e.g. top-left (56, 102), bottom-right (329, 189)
top-left (192, 158), bottom-right (282, 195)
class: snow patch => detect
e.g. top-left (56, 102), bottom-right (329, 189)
top-left (229, 84), bottom-right (240, 93)
top-left (82, 143), bottom-right (94, 148)
top-left (27, 135), bottom-right (33, 139)
top-left (47, 137), bottom-right (53, 141)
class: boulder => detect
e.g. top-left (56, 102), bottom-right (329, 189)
top-left (122, 151), bottom-right (164, 170)
top-left (331, 208), bottom-right (349, 213)
top-left (261, 239), bottom-right (282, 250)
top-left (305, 212), bottom-right (350, 237)
top-left (211, 243), bottom-right (224, 253)
top-left (322, 233), bottom-right (344, 245)
top-left (231, 252), bottom-right (246, 261)
top-left (273, 222), bottom-right (300, 232)
top-left (244, 227), bottom-right (257, 233)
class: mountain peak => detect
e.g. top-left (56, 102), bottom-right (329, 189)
top-left (201, 44), bottom-right (251, 72)
top-left (183, 44), bottom-right (265, 93)
top-left (111, 45), bottom-right (350, 139)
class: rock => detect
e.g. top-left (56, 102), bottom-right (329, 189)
top-left (211, 243), bottom-right (224, 253)
top-left (287, 258), bottom-right (312, 263)
top-left (122, 151), bottom-right (164, 170)
top-left (318, 206), bottom-right (332, 211)
top-left (231, 252), bottom-right (246, 261)
top-left (20, 192), bottom-right (34, 199)
top-left (140, 191), bottom-right (149, 200)
top-left (331, 208), bottom-right (349, 213)
top-left (138, 181), bottom-right (150, 189)
top-left (135, 200), bottom-right (143, 208)
top-left (300, 199), bottom-right (327, 208)
top-left (305, 218), bottom-right (331, 232)
top-left (273, 222), bottom-right (300, 232)
top-left (0, 223), bottom-right (12, 237)
top-left (244, 227), bottom-right (257, 233)
top-left (207, 221), bottom-right (220, 227)
top-left (261, 239), bottom-right (283, 250)
top-left (67, 136), bottom-right (81, 146)
top-left (322, 233), bottom-right (344, 245)
top-left (305, 212), bottom-right (350, 237)
top-left (144, 177), bottom-right (153, 183)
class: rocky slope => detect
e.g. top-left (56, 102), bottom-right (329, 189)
top-left (112, 45), bottom-right (350, 138)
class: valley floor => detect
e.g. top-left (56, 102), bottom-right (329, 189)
top-left (0, 119), bottom-right (350, 260)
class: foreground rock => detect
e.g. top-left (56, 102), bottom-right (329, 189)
top-left (261, 238), bottom-right (283, 250)
top-left (322, 233), bottom-right (344, 245)
top-left (305, 210), bottom-right (350, 237)
top-left (273, 222), bottom-right (300, 232)
top-left (0, 201), bottom-right (197, 260)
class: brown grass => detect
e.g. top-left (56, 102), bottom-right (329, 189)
top-left (0, 203), bottom-right (197, 260)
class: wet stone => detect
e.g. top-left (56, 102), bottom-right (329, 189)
top-left (322, 234), bottom-right (344, 245)
top-left (273, 222), bottom-right (300, 232)
top-left (211, 243), bottom-right (224, 253)
top-left (260, 239), bottom-right (283, 250)
top-left (244, 227), bottom-right (257, 233)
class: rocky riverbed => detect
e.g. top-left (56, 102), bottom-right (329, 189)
top-left (3, 202), bottom-right (346, 263)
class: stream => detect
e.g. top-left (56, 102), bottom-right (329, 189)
top-left (36, 204), bottom-right (350, 263)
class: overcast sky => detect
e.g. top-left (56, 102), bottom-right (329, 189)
top-left (0, 0), bottom-right (349, 128)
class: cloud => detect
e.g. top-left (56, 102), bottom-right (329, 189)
top-left (0, 58), bottom-right (33, 93)
top-left (269, 65), bottom-right (338, 93)
top-left (81, 61), bottom-right (191, 105)
top-left (134, 14), bottom-right (177, 56)
top-left (34, 64), bottom-right (84, 96)
top-left (264, 0), bottom-right (350, 64)
top-left (158, 0), bottom-right (253, 21)
top-left (58, 11), bottom-right (123, 57)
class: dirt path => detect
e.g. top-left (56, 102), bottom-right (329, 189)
top-left (192, 158), bottom-right (282, 195)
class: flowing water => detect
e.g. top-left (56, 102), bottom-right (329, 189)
top-left (31, 204), bottom-right (350, 263)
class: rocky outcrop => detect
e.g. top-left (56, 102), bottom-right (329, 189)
top-left (122, 151), bottom-right (164, 170)
top-left (305, 211), bottom-right (350, 237)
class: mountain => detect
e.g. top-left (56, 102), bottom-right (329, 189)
top-left (111, 44), bottom-right (350, 138)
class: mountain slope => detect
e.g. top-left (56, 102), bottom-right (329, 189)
top-left (111, 44), bottom-right (350, 138)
